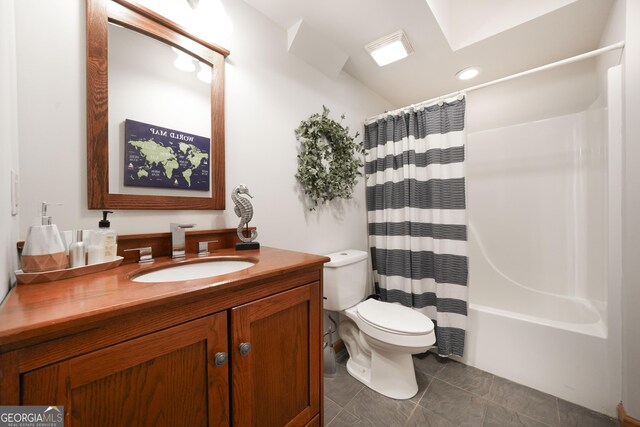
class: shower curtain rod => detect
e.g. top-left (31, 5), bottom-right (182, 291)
top-left (365, 40), bottom-right (625, 124)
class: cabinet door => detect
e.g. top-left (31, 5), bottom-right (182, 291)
top-left (231, 282), bottom-right (320, 427)
top-left (20, 313), bottom-right (229, 427)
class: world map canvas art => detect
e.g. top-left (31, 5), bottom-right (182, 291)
top-left (124, 119), bottom-right (210, 191)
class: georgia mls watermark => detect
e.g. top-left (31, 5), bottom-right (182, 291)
top-left (0, 406), bottom-right (63, 427)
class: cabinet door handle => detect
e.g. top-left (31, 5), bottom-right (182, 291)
top-left (239, 342), bottom-right (252, 356)
top-left (213, 352), bottom-right (228, 366)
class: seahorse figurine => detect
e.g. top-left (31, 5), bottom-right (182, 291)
top-left (232, 184), bottom-right (258, 243)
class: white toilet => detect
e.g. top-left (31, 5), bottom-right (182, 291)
top-left (323, 249), bottom-right (435, 399)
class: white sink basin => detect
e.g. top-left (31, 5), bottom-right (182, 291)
top-left (131, 259), bottom-right (256, 283)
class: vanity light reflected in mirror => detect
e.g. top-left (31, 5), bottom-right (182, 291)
top-left (168, 46), bottom-right (212, 83)
top-left (86, 0), bottom-right (229, 210)
top-left (197, 62), bottom-right (212, 83)
top-left (172, 47), bottom-right (197, 72)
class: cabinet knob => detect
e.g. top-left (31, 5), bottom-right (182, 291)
top-left (239, 342), bottom-right (252, 356)
top-left (213, 352), bottom-right (228, 366)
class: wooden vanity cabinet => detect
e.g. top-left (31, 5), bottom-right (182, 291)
top-left (21, 313), bottom-right (230, 427)
top-left (1, 278), bottom-right (322, 427)
top-left (231, 282), bottom-right (320, 427)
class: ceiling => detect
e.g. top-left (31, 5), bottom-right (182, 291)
top-left (242, 0), bottom-right (615, 108)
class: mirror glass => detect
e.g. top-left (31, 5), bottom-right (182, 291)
top-left (86, 0), bottom-right (228, 210)
top-left (108, 23), bottom-right (212, 197)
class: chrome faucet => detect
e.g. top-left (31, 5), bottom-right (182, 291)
top-left (170, 223), bottom-right (195, 259)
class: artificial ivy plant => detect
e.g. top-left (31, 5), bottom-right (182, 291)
top-left (295, 106), bottom-right (364, 209)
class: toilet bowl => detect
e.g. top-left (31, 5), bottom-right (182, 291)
top-left (323, 250), bottom-right (435, 399)
top-left (339, 299), bottom-right (435, 399)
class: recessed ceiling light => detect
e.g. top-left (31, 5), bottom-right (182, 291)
top-left (365, 30), bottom-right (414, 67)
top-left (456, 66), bottom-right (481, 80)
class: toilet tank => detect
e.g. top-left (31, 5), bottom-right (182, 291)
top-left (323, 249), bottom-right (368, 312)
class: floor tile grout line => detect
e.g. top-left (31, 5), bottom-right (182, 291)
top-left (323, 396), bottom-right (340, 427)
top-left (401, 400), bottom-right (421, 427)
top-left (430, 374), bottom-right (493, 402)
top-left (435, 375), bottom-right (493, 398)
top-left (480, 397), bottom-right (488, 427)
top-left (341, 386), bottom-right (365, 417)
top-left (479, 374), bottom-right (494, 427)
top-left (414, 374), bottom-right (433, 409)
top-left (433, 370), bottom-right (560, 427)
top-left (412, 372), bottom-right (433, 404)
top-left (482, 381), bottom-right (561, 427)
top-left (429, 362), bottom-right (497, 398)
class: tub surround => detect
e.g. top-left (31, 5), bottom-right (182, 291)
top-left (0, 244), bottom-right (328, 426)
top-left (464, 67), bottom-right (622, 417)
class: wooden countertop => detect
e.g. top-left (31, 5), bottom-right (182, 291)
top-left (0, 247), bottom-right (329, 350)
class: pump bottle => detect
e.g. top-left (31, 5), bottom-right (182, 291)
top-left (100, 211), bottom-right (117, 261)
top-left (87, 211), bottom-right (118, 264)
top-left (21, 202), bottom-right (68, 272)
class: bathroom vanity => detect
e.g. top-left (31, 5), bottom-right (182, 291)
top-left (0, 246), bottom-right (327, 427)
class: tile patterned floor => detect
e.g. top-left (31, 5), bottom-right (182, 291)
top-left (324, 350), bottom-right (618, 427)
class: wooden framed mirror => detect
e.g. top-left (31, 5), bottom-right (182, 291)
top-left (86, 0), bottom-right (228, 210)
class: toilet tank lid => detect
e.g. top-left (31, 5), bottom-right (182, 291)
top-left (324, 249), bottom-right (368, 268)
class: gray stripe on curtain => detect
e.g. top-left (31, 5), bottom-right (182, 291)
top-left (368, 222), bottom-right (467, 241)
top-left (378, 288), bottom-right (468, 315)
top-left (371, 248), bottom-right (468, 286)
top-left (432, 323), bottom-right (466, 357)
top-left (364, 101), bottom-right (466, 149)
top-left (366, 178), bottom-right (467, 211)
top-left (364, 146), bottom-right (465, 174)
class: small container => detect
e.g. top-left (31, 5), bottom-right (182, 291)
top-left (69, 230), bottom-right (86, 268)
top-left (86, 231), bottom-right (105, 265)
top-left (98, 211), bottom-right (118, 262)
top-left (21, 202), bottom-right (68, 273)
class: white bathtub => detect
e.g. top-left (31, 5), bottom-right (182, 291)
top-left (461, 225), bottom-right (618, 415)
top-left (462, 301), bottom-right (618, 416)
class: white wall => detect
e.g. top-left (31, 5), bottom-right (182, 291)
top-left (622, 0), bottom-right (640, 418)
top-left (599, 0), bottom-right (640, 418)
top-left (0, 0), bottom-right (20, 301)
top-left (13, 0), bottom-right (393, 262)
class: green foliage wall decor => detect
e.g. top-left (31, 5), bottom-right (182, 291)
top-left (295, 106), bottom-right (364, 209)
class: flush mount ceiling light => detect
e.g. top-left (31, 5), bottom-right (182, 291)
top-left (365, 30), bottom-right (414, 67)
top-left (456, 66), bottom-right (482, 80)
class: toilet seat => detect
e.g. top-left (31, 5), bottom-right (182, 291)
top-left (356, 299), bottom-right (434, 335)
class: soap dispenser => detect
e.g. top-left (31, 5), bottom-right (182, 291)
top-left (98, 211), bottom-right (117, 262)
top-left (21, 202), bottom-right (69, 273)
top-left (87, 211), bottom-right (117, 265)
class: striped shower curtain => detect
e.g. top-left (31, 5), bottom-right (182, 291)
top-left (364, 98), bottom-right (468, 357)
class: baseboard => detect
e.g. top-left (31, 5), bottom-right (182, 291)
top-left (619, 403), bottom-right (640, 427)
top-left (333, 339), bottom-right (345, 354)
